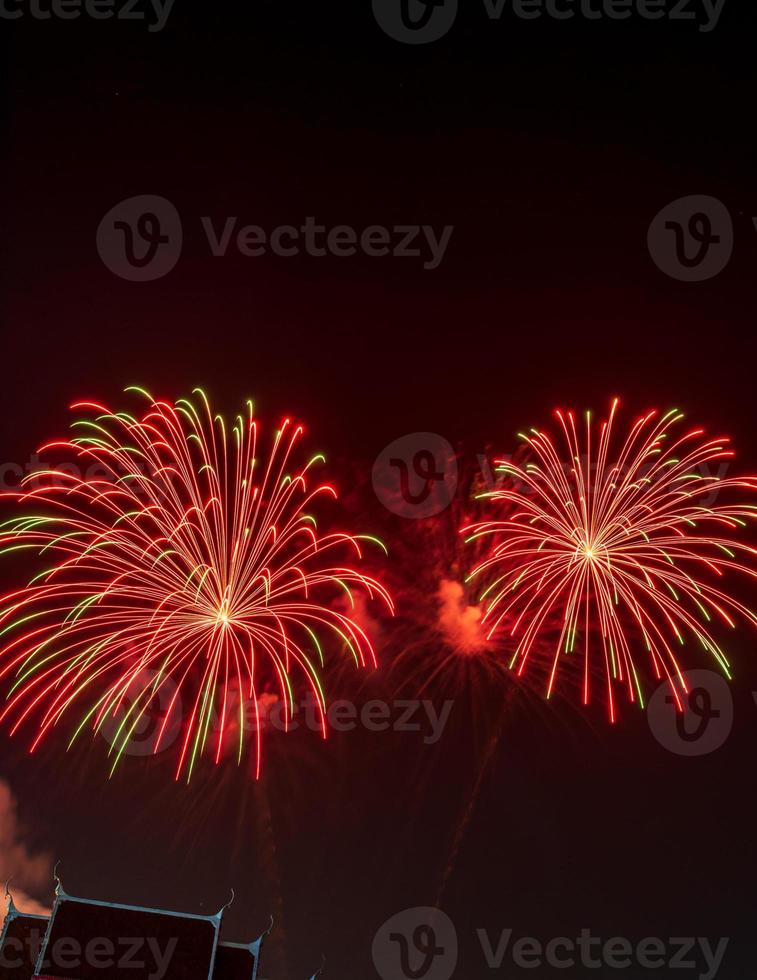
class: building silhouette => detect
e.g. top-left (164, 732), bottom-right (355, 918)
top-left (0, 878), bottom-right (271, 980)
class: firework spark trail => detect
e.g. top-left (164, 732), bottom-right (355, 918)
top-left (379, 466), bottom-right (563, 900)
top-left (0, 388), bottom-right (393, 781)
top-left (433, 700), bottom-right (510, 907)
top-left (465, 399), bottom-right (757, 720)
top-left (255, 782), bottom-right (288, 980)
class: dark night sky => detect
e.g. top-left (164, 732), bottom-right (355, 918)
top-left (2, 2), bottom-right (757, 978)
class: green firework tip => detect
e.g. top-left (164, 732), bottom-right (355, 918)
top-left (124, 385), bottom-right (153, 401)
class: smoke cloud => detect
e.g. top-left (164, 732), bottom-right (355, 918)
top-left (0, 780), bottom-right (53, 915)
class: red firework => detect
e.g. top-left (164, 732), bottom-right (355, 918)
top-left (0, 388), bottom-right (392, 780)
top-left (464, 399), bottom-right (757, 720)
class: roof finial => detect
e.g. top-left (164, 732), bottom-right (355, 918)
top-left (4, 877), bottom-right (16, 917)
top-left (213, 887), bottom-right (235, 922)
top-left (264, 914), bottom-right (274, 936)
top-left (310, 953), bottom-right (326, 979)
top-left (53, 861), bottom-right (63, 897)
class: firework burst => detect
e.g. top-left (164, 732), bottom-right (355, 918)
top-left (0, 388), bottom-right (392, 781)
top-left (465, 399), bottom-right (757, 720)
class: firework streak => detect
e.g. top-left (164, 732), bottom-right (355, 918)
top-left (0, 389), bottom-right (392, 780)
top-left (464, 400), bottom-right (757, 720)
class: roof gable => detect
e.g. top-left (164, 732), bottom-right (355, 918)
top-left (35, 893), bottom-right (221, 980)
top-left (212, 938), bottom-right (263, 980)
top-left (0, 908), bottom-right (49, 980)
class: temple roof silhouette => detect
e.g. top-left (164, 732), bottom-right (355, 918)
top-left (0, 896), bottom-right (48, 980)
top-left (2, 877), bottom-right (272, 980)
top-left (34, 885), bottom-right (221, 980)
